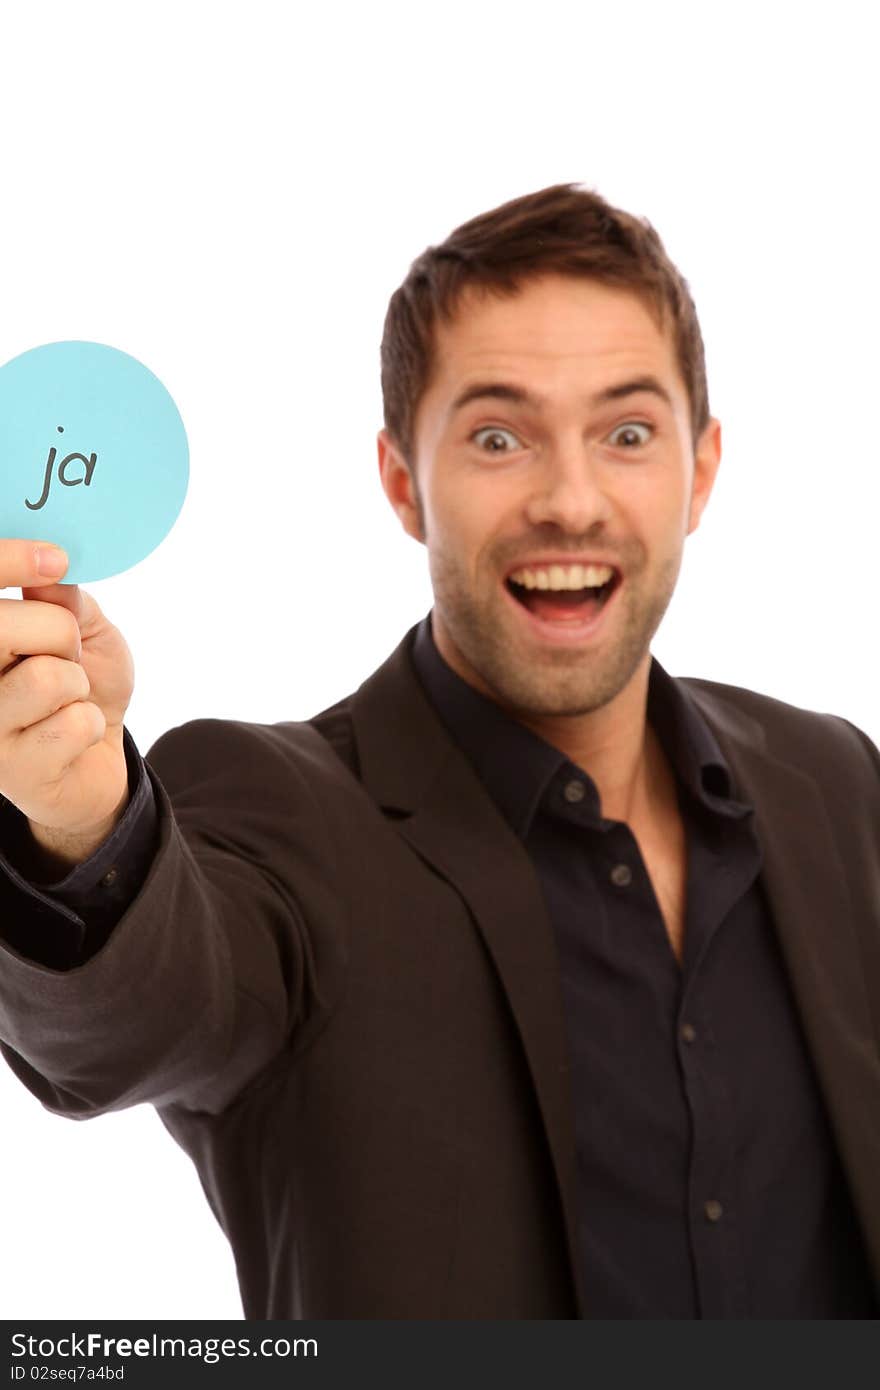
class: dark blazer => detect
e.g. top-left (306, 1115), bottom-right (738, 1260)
top-left (1, 625), bottom-right (879, 1318)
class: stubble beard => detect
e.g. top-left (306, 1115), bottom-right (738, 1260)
top-left (428, 542), bottom-right (683, 719)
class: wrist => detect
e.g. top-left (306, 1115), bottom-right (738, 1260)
top-left (27, 792), bottom-right (130, 878)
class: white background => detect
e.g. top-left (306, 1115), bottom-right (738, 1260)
top-left (0, 0), bottom-right (877, 1319)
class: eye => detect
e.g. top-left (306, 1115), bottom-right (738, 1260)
top-left (470, 425), bottom-right (523, 454)
top-left (607, 421), bottom-right (653, 449)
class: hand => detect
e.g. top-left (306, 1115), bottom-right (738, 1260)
top-left (0, 539), bottom-right (135, 850)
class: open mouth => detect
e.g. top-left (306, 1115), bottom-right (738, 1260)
top-left (505, 568), bottom-right (621, 625)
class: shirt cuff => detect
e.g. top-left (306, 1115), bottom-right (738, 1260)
top-left (0, 725), bottom-right (160, 967)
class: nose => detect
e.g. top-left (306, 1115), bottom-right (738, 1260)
top-left (523, 439), bottom-right (614, 534)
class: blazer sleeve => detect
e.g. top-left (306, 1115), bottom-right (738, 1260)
top-left (0, 716), bottom-right (346, 1121)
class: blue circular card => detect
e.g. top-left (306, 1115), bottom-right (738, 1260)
top-left (0, 340), bottom-right (189, 584)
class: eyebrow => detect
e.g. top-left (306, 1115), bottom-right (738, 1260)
top-left (449, 374), bottom-right (675, 418)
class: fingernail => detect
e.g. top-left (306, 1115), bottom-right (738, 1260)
top-left (35, 546), bottom-right (68, 578)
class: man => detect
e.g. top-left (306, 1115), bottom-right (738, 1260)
top-left (0, 183), bottom-right (878, 1319)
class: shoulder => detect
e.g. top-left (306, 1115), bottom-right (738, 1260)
top-left (679, 674), bottom-right (880, 784)
top-left (145, 691), bottom-right (361, 804)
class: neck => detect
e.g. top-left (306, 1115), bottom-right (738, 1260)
top-left (431, 615), bottom-right (667, 825)
top-left (512, 654), bottom-right (659, 824)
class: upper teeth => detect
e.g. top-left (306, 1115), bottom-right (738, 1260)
top-left (508, 563), bottom-right (615, 591)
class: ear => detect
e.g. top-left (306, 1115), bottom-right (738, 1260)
top-left (377, 429), bottom-right (424, 542)
top-left (687, 417), bottom-right (722, 535)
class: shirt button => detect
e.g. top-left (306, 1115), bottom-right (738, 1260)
top-left (100, 867), bottom-right (119, 888)
top-left (704, 1200), bottom-right (724, 1222)
top-left (680, 1023), bottom-right (697, 1044)
top-left (610, 863), bottom-right (632, 887)
top-left (563, 779), bottom-right (585, 804)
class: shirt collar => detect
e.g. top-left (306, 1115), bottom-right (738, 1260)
top-left (410, 612), bottom-right (752, 840)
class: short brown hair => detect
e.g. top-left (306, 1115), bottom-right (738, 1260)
top-left (380, 182), bottom-right (710, 467)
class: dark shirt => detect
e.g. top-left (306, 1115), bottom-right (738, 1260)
top-left (411, 615), bottom-right (877, 1319)
top-left (0, 620), bottom-right (876, 1317)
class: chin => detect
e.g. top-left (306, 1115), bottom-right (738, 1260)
top-left (457, 626), bottom-right (640, 717)
top-left (489, 665), bottom-right (637, 720)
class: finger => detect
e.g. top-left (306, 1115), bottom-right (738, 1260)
top-left (18, 577), bottom-right (112, 656)
top-left (4, 698), bottom-right (106, 801)
top-left (19, 581), bottom-right (104, 641)
top-left (0, 539), bottom-right (70, 590)
top-left (0, 596), bottom-right (82, 676)
top-left (0, 653), bottom-right (91, 737)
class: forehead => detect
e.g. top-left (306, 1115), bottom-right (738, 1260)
top-left (421, 273), bottom-right (683, 422)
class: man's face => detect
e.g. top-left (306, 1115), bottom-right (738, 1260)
top-left (379, 273), bottom-right (721, 718)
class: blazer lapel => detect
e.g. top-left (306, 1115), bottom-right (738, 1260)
top-left (351, 628), bottom-right (585, 1311)
top-left (686, 683), bottom-right (880, 1284)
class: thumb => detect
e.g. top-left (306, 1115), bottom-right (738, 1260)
top-left (20, 580), bottom-right (105, 640)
